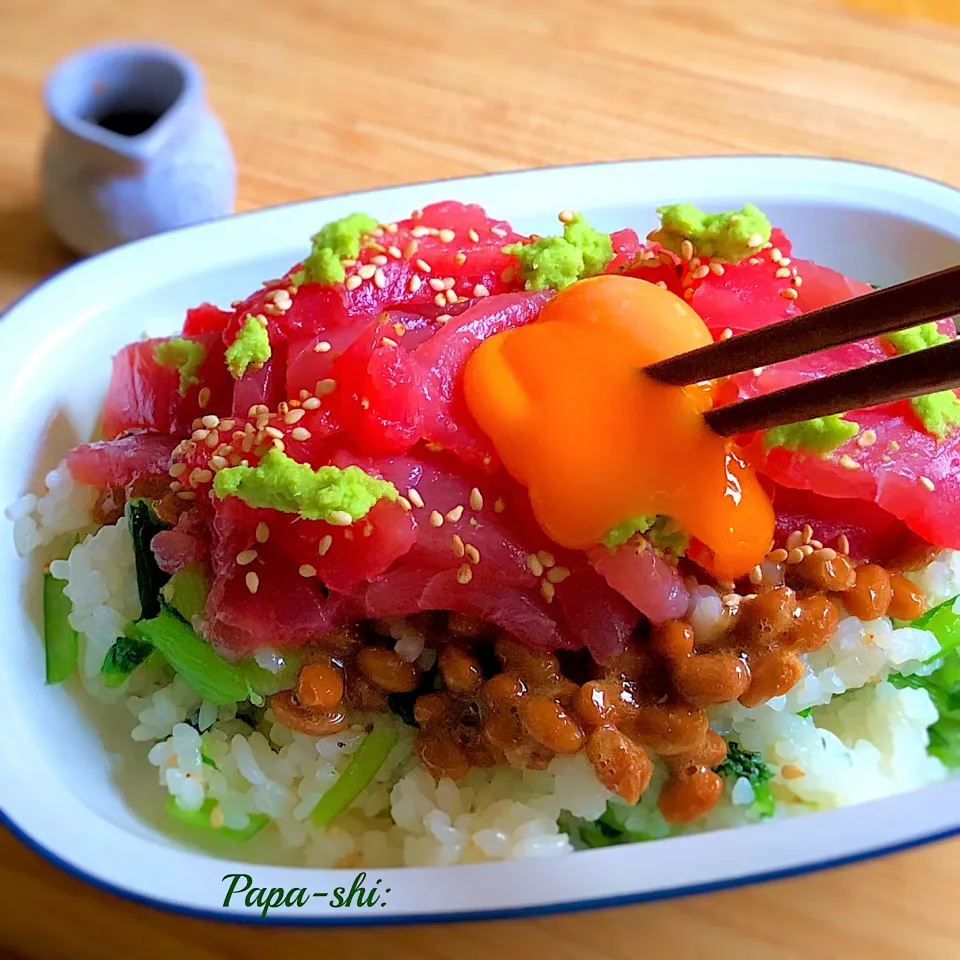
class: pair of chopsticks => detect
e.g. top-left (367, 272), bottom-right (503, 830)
top-left (644, 264), bottom-right (960, 437)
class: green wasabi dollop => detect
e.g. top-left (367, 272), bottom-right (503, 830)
top-left (212, 449), bottom-right (397, 522)
top-left (603, 514), bottom-right (689, 555)
top-left (649, 203), bottom-right (772, 262)
top-left (503, 213), bottom-right (614, 291)
top-left (764, 414), bottom-right (860, 456)
top-left (883, 321), bottom-right (959, 437)
top-left (883, 321), bottom-right (950, 356)
top-left (226, 315), bottom-right (271, 379)
top-left (297, 212), bottom-right (379, 286)
top-left (153, 338), bottom-right (206, 395)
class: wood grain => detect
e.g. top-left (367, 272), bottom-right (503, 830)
top-left (2, 0), bottom-right (960, 957)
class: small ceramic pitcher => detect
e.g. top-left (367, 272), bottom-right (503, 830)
top-left (41, 43), bottom-right (236, 255)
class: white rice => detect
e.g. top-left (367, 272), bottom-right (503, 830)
top-left (16, 472), bottom-right (958, 867)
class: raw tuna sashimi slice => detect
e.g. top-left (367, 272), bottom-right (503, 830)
top-left (67, 434), bottom-right (177, 488)
top-left (589, 545), bottom-right (690, 625)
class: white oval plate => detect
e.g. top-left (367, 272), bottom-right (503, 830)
top-left (2, 157), bottom-right (960, 925)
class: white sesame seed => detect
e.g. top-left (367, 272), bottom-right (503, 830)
top-left (197, 387), bottom-right (211, 409)
top-left (314, 340), bottom-right (332, 353)
top-left (445, 289), bottom-right (458, 304)
top-left (284, 409), bottom-right (306, 424)
top-left (473, 283), bottom-right (490, 297)
top-left (787, 547), bottom-right (805, 564)
top-left (752, 366), bottom-right (765, 377)
top-left (719, 328), bottom-right (734, 341)
top-left (445, 505), bottom-right (464, 523)
top-left (780, 257), bottom-right (791, 266)
top-left (491, 226), bottom-right (508, 238)
top-left (264, 426), bottom-right (284, 440)
top-left (416, 259), bottom-right (432, 273)
top-left (541, 580), bottom-right (556, 602)
top-left (770, 248), bottom-right (783, 262)
top-left (255, 522), bottom-right (270, 544)
top-left (408, 488), bottom-right (425, 508)
top-left (411, 226), bottom-right (430, 238)
top-left (237, 549), bottom-right (258, 566)
top-left (464, 544), bottom-right (480, 565)
top-left (428, 277), bottom-right (446, 292)
top-left (299, 564), bottom-right (317, 578)
top-left (315, 379), bottom-right (337, 396)
top-left (453, 252), bottom-right (467, 266)
top-left (291, 427), bottom-right (311, 442)
top-left (747, 233), bottom-right (764, 248)
top-left (468, 228), bottom-right (480, 243)
top-left (546, 566), bottom-right (570, 583)
top-left (857, 429), bottom-right (878, 448)
top-left (438, 229), bottom-right (455, 243)
top-left (176, 490), bottom-right (196, 501)
top-left (387, 245), bottom-right (402, 259)
top-left (380, 336), bottom-right (399, 348)
top-left (691, 265), bottom-right (710, 280)
top-left (558, 209), bottom-right (575, 224)
top-left (358, 263), bottom-right (377, 280)
top-left (469, 487), bottom-right (483, 511)
top-left (786, 530), bottom-right (804, 550)
top-left (209, 455), bottom-right (228, 471)
top-left (302, 397), bottom-right (321, 410)
top-left (451, 534), bottom-right (465, 558)
top-left (429, 510), bottom-right (444, 527)
top-left (244, 571), bottom-right (260, 594)
top-left (169, 462), bottom-right (187, 478)
top-left (709, 262), bottom-right (725, 276)
top-left (373, 268), bottom-right (386, 289)
top-left (456, 564), bottom-right (473, 585)
top-left (526, 554), bottom-right (544, 577)
top-left (838, 454), bottom-right (860, 471)
top-left (407, 275), bottom-right (422, 295)
top-left (327, 510), bottom-right (353, 527)
top-left (793, 276), bottom-right (803, 287)
top-left (837, 534), bottom-right (850, 555)
top-left (436, 314), bottom-right (451, 324)
top-left (780, 288), bottom-right (799, 300)
top-left (371, 255), bottom-right (388, 266)
top-left (920, 475), bottom-right (936, 492)
top-left (536, 550), bottom-right (555, 568)
top-left (398, 496), bottom-right (412, 512)
top-left (494, 498), bottom-right (505, 514)
top-left (680, 239), bottom-right (694, 262)
top-left (345, 275), bottom-right (363, 291)
top-left (317, 535), bottom-right (333, 556)
top-left (433, 293), bottom-right (447, 307)
top-left (802, 523), bottom-right (813, 544)
top-left (775, 267), bottom-right (791, 279)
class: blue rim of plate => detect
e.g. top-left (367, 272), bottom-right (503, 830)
top-left (3, 154), bottom-right (960, 926)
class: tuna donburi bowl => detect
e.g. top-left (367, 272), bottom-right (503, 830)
top-left (10, 184), bottom-right (960, 876)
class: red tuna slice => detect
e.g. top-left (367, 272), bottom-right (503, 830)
top-left (67, 434), bottom-right (177, 488)
top-left (617, 242), bottom-right (684, 296)
top-left (552, 560), bottom-right (641, 663)
top-left (230, 343), bottom-right (289, 420)
top-left (101, 331), bottom-right (232, 438)
top-left (412, 291), bottom-right (554, 465)
top-left (183, 302), bottom-right (233, 336)
top-left (769, 484), bottom-right (909, 563)
top-left (278, 499), bottom-right (417, 591)
top-left (687, 229), bottom-right (800, 336)
top-left (204, 498), bottom-right (349, 657)
top-left (791, 260), bottom-right (874, 313)
top-left (151, 508), bottom-right (209, 574)
top-left (419, 568), bottom-right (568, 650)
top-left (323, 317), bottom-right (426, 455)
top-left (589, 545), bottom-right (690, 625)
top-left (606, 229), bottom-right (641, 272)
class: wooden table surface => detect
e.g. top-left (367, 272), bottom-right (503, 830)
top-left (3, 0), bottom-right (960, 956)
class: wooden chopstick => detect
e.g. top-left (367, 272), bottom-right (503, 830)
top-left (645, 264), bottom-right (960, 387)
top-left (703, 337), bottom-right (960, 437)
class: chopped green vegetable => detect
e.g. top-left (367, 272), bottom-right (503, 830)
top-left (602, 514), bottom-right (689, 554)
top-left (126, 499), bottom-right (170, 620)
top-left (714, 741), bottom-right (776, 818)
top-left (43, 573), bottom-right (78, 684)
top-left (558, 802), bottom-right (658, 849)
top-left (161, 563), bottom-right (210, 625)
top-left (131, 605), bottom-right (294, 706)
top-left (763, 414), bottom-right (860, 456)
top-left (298, 212), bottom-right (380, 286)
top-left (649, 203), bottom-right (771, 263)
top-left (226, 315), bottom-right (271, 379)
top-left (165, 796), bottom-right (269, 842)
top-left (503, 213), bottom-right (614, 291)
top-left (714, 741), bottom-right (773, 785)
top-left (796, 706), bottom-right (813, 718)
top-left (213, 448), bottom-right (397, 523)
top-left (153, 337), bottom-right (206, 395)
top-left (100, 634), bottom-right (155, 688)
top-left (889, 594), bottom-right (960, 767)
top-left (311, 729), bottom-right (398, 828)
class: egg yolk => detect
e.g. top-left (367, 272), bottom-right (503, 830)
top-left (463, 275), bottom-right (774, 579)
